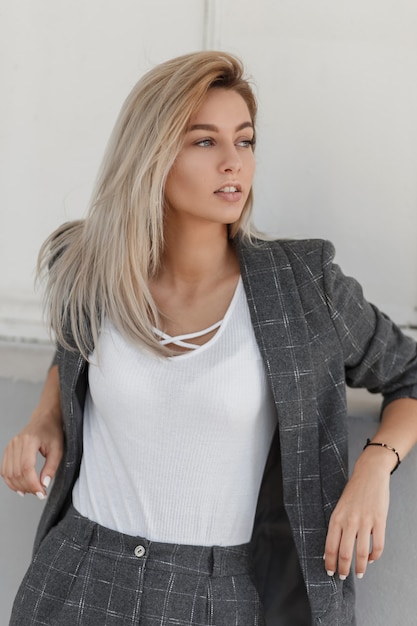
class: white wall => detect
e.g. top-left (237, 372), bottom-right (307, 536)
top-left (2, 1), bottom-right (417, 342)
top-left (0, 0), bottom-right (205, 340)
top-left (208, 0), bottom-right (417, 326)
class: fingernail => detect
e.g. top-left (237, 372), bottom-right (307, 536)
top-left (356, 573), bottom-right (364, 579)
top-left (17, 491), bottom-right (25, 497)
top-left (326, 570), bottom-right (335, 577)
top-left (339, 574), bottom-right (347, 581)
top-left (42, 476), bottom-right (51, 489)
top-left (322, 554), bottom-right (326, 560)
top-left (36, 491), bottom-right (46, 501)
top-left (368, 560), bottom-right (375, 564)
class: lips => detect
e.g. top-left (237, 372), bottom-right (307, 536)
top-left (214, 183), bottom-right (242, 194)
top-left (214, 183), bottom-right (243, 203)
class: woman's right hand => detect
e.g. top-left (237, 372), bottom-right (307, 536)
top-left (1, 363), bottom-right (64, 499)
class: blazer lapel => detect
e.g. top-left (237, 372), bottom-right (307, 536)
top-left (236, 238), bottom-right (334, 615)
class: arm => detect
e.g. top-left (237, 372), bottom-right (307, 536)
top-left (324, 397), bottom-right (417, 579)
top-left (319, 240), bottom-right (417, 579)
top-left (1, 362), bottom-right (64, 499)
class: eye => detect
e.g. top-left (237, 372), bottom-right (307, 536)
top-left (236, 138), bottom-right (255, 148)
top-left (195, 138), bottom-right (215, 147)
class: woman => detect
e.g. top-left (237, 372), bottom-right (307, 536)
top-left (2, 51), bottom-right (417, 626)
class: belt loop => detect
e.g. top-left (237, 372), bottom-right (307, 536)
top-left (70, 506), bottom-right (96, 547)
top-left (212, 546), bottom-right (226, 577)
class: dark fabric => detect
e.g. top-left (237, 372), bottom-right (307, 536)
top-left (30, 238), bottom-right (417, 625)
top-left (11, 506), bottom-right (264, 626)
top-left (251, 428), bottom-right (313, 625)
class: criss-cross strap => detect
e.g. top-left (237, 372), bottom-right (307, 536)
top-left (153, 320), bottom-right (223, 349)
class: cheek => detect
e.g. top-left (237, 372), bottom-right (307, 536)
top-left (242, 161), bottom-right (255, 193)
top-left (164, 164), bottom-right (202, 207)
top-left (167, 156), bottom-right (194, 189)
top-left (175, 148), bottom-right (213, 179)
top-left (247, 153), bottom-right (256, 178)
top-left (172, 172), bottom-right (193, 195)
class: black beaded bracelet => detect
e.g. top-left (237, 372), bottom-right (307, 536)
top-left (363, 438), bottom-right (401, 474)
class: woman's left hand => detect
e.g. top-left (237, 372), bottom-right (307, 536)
top-left (323, 446), bottom-right (392, 580)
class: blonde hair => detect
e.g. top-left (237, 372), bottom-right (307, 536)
top-left (39, 51), bottom-right (261, 357)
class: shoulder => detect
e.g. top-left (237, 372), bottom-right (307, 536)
top-left (235, 236), bottom-right (336, 274)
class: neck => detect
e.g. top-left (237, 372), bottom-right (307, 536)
top-left (159, 219), bottom-right (239, 288)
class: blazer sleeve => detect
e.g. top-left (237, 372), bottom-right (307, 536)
top-left (320, 240), bottom-right (417, 408)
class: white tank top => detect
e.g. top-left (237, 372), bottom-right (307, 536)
top-left (72, 278), bottom-right (277, 546)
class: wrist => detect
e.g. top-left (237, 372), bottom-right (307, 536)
top-left (357, 440), bottom-right (399, 475)
top-left (30, 406), bottom-right (62, 428)
top-left (363, 438), bottom-right (401, 474)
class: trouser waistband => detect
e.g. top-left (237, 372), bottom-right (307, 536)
top-left (56, 505), bottom-right (253, 578)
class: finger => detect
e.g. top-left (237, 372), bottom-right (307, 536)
top-left (1, 444), bottom-right (20, 492)
top-left (1, 444), bottom-right (11, 483)
top-left (324, 521), bottom-right (342, 577)
top-left (355, 529), bottom-right (372, 578)
top-left (40, 441), bottom-right (63, 488)
top-left (368, 523), bottom-right (386, 563)
top-left (336, 523), bottom-right (359, 579)
top-left (14, 435), bottom-right (44, 495)
top-left (2, 439), bottom-right (26, 493)
top-left (0, 447), bottom-right (7, 480)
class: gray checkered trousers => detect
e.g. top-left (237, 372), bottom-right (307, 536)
top-left (10, 506), bottom-right (265, 625)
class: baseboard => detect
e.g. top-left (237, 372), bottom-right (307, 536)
top-left (0, 292), bottom-right (50, 343)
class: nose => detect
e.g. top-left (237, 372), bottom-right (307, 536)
top-left (219, 143), bottom-right (242, 173)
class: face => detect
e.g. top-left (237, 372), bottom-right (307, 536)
top-left (164, 88), bottom-right (255, 228)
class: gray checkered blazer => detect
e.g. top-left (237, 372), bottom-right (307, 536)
top-left (34, 238), bottom-right (417, 626)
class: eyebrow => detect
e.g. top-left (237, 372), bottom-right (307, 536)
top-left (187, 122), bottom-right (253, 132)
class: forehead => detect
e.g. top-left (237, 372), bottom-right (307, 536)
top-left (189, 88), bottom-right (252, 127)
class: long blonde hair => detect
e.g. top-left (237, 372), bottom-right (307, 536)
top-left (39, 51), bottom-right (261, 357)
